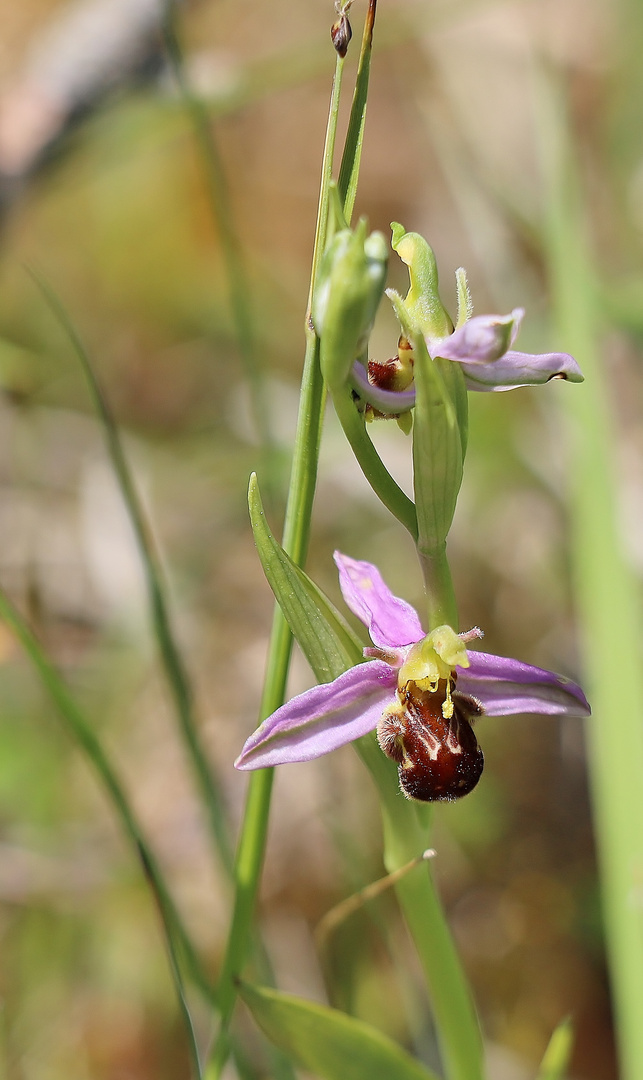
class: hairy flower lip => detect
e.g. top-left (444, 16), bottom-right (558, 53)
top-left (235, 553), bottom-right (590, 771)
top-left (350, 361), bottom-right (417, 414)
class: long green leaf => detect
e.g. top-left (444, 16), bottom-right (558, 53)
top-left (536, 1017), bottom-right (574, 1080)
top-left (536, 72), bottom-right (643, 1080)
top-left (248, 472), bottom-right (362, 682)
top-left (337, 0), bottom-right (377, 222)
top-left (239, 982), bottom-right (440, 1080)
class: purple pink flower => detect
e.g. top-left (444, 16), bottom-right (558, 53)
top-left (235, 554), bottom-right (590, 802)
top-left (350, 307), bottom-right (584, 414)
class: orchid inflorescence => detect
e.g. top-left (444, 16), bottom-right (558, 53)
top-left (227, 20), bottom-right (595, 1079)
top-left (239, 216), bottom-right (589, 803)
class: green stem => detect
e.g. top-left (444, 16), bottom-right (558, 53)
top-left (30, 272), bottom-right (234, 876)
top-left (331, 387), bottom-right (418, 537)
top-left (206, 5), bottom-right (383, 1071)
top-left (144, 860), bottom-right (204, 1079)
top-left (356, 736), bottom-right (485, 1080)
top-left (204, 50), bottom-right (348, 1080)
top-left (417, 543), bottom-right (457, 630)
top-left (0, 585), bottom-right (213, 1008)
top-left (206, 331), bottom-right (326, 1080)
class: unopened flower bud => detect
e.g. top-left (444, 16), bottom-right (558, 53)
top-left (313, 219), bottom-right (388, 392)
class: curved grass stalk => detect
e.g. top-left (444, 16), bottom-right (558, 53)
top-left (30, 271), bottom-right (233, 876)
top-left (0, 584), bottom-right (212, 1038)
top-left (162, 14), bottom-right (279, 505)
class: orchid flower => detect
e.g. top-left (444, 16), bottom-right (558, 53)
top-left (343, 223), bottom-right (584, 413)
top-left (235, 553), bottom-right (590, 802)
top-left (350, 306), bottom-right (584, 415)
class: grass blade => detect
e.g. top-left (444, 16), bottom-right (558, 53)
top-left (536, 70), bottom-right (643, 1080)
top-left (0, 583), bottom-right (212, 1024)
top-left (30, 270), bottom-right (233, 875)
top-left (536, 1017), bottom-right (574, 1080)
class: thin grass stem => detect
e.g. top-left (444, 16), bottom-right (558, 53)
top-left (162, 15), bottom-right (279, 503)
top-left (0, 585), bottom-right (213, 1009)
top-left (30, 271), bottom-right (234, 876)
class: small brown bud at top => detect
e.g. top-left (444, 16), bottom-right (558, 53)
top-left (331, 11), bottom-right (352, 57)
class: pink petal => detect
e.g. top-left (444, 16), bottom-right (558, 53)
top-left (432, 310), bottom-right (524, 364)
top-left (333, 552), bottom-right (424, 648)
top-left (457, 650), bottom-right (590, 717)
top-left (461, 350), bottom-right (584, 392)
top-left (234, 661), bottom-right (397, 770)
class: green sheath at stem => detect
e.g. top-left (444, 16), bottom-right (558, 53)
top-left (418, 543), bottom-right (458, 631)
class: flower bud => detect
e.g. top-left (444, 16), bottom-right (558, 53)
top-left (313, 219), bottom-right (388, 392)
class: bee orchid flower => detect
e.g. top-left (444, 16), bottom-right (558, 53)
top-left (349, 306), bottom-right (584, 414)
top-left (235, 554), bottom-right (591, 802)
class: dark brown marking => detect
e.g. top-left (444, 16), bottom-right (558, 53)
top-left (378, 680), bottom-right (484, 803)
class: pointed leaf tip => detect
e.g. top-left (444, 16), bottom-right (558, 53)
top-left (239, 981), bottom-right (440, 1080)
top-left (248, 476), bottom-right (362, 684)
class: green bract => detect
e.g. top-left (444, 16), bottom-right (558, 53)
top-left (390, 222), bottom-right (453, 340)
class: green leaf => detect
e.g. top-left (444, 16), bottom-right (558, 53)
top-left (248, 473), bottom-right (362, 683)
top-left (336, 0), bottom-right (375, 224)
top-left (536, 1017), bottom-right (574, 1080)
top-left (239, 982), bottom-right (440, 1080)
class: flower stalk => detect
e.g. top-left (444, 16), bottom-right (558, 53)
top-left (206, 5), bottom-right (380, 1069)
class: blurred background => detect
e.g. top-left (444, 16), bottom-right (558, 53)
top-left (0, 0), bottom-right (639, 1076)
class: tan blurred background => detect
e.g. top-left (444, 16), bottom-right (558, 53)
top-left (0, 0), bottom-right (639, 1076)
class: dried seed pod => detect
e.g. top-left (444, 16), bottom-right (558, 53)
top-left (331, 11), bottom-right (352, 57)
